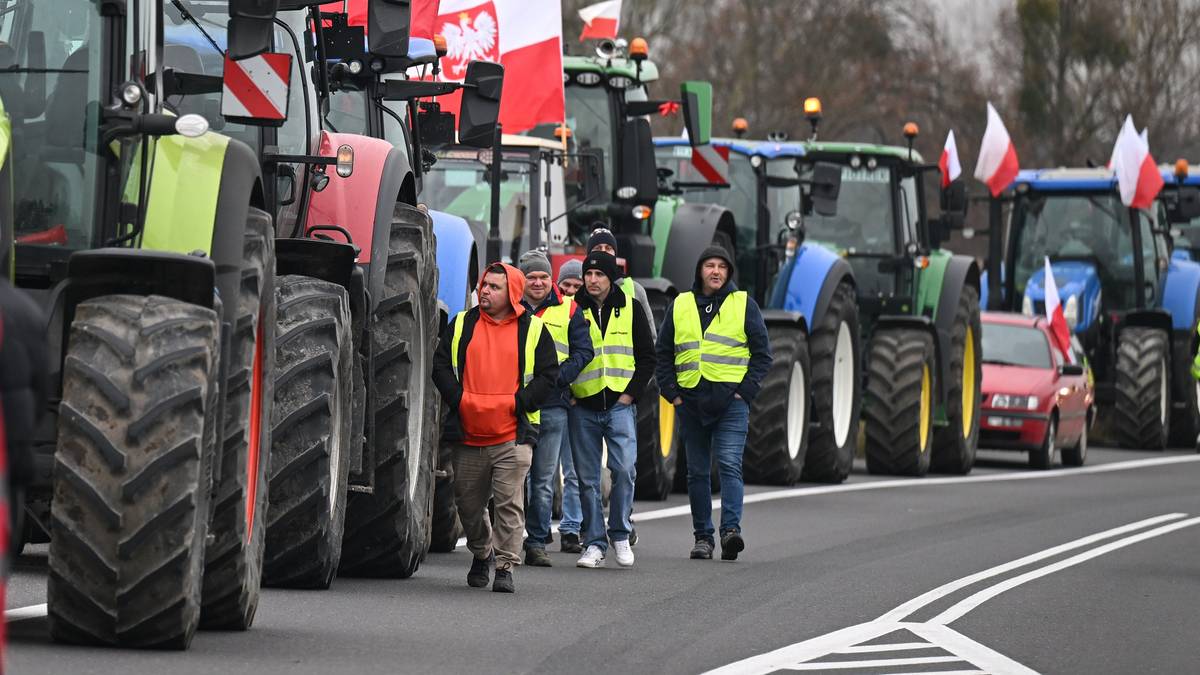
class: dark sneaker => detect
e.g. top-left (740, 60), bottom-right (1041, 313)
top-left (525, 547), bottom-right (552, 567)
top-left (690, 538), bottom-right (714, 560)
top-left (560, 532), bottom-right (583, 554)
top-left (467, 552), bottom-right (494, 588)
top-left (493, 569), bottom-right (515, 593)
top-left (720, 531), bottom-right (744, 561)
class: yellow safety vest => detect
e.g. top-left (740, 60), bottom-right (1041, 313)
top-left (538, 296), bottom-right (575, 364)
top-left (449, 310), bottom-right (543, 425)
top-left (571, 291), bottom-right (636, 398)
top-left (672, 291), bottom-right (750, 387)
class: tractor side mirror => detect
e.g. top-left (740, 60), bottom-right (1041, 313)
top-left (227, 0), bottom-right (279, 60)
top-left (680, 81), bottom-right (712, 147)
top-left (941, 180), bottom-right (969, 218)
top-left (1059, 363), bottom-right (1084, 377)
top-left (1166, 186), bottom-right (1200, 224)
top-left (277, 164), bottom-right (297, 206)
top-left (458, 61), bottom-right (504, 149)
top-left (807, 162), bottom-right (841, 217)
top-left (367, 0), bottom-right (412, 59)
top-left (620, 118), bottom-right (658, 204)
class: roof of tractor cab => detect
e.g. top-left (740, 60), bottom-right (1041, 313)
top-left (1011, 168), bottom-right (1118, 192)
top-left (1158, 163), bottom-right (1200, 186)
top-left (653, 137), bottom-right (923, 162)
top-left (563, 54), bottom-right (659, 83)
top-left (802, 141), bottom-right (923, 163)
top-left (653, 136), bottom-right (806, 159)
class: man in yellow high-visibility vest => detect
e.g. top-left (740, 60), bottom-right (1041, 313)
top-left (570, 251), bottom-right (656, 569)
top-left (656, 246), bottom-right (772, 561)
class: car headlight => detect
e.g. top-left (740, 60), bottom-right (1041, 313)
top-left (991, 394), bottom-right (1039, 410)
top-left (1063, 294), bottom-right (1078, 329)
top-left (1022, 295), bottom-right (1034, 316)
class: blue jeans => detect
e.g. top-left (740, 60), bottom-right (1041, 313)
top-left (569, 403), bottom-right (637, 552)
top-left (558, 419), bottom-right (582, 535)
top-left (525, 406), bottom-right (568, 550)
top-left (680, 398), bottom-right (749, 539)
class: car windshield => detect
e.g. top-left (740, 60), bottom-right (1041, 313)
top-left (3, 0), bottom-right (105, 249)
top-left (423, 152), bottom-right (534, 264)
top-left (801, 163), bottom-right (895, 254)
top-left (982, 322), bottom-right (1052, 369)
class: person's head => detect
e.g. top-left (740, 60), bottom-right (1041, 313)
top-left (518, 250), bottom-right (553, 304)
top-left (557, 258), bottom-right (583, 297)
top-left (479, 264), bottom-right (513, 319)
top-left (695, 245), bottom-right (735, 296)
top-left (582, 251), bottom-right (619, 300)
top-left (587, 227), bottom-right (618, 256)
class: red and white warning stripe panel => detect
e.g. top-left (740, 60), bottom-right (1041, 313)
top-left (691, 144), bottom-right (730, 185)
top-left (222, 52), bottom-right (292, 126)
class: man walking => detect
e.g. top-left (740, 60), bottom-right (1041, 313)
top-left (586, 227), bottom-right (656, 339)
top-left (432, 263), bottom-right (559, 592)
top-left (555, 258), bottom-right (585, 552)
top-left (517, 251), bottom-right (592, 566)
top-left (655, 246), bottom-right (771, 561)
top-left (570, 251), bottom-right (656, 569)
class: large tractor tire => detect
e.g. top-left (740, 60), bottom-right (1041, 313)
top-left (801, 282), bottom-right (861, 484)
top-left (931, 285), bottom-right (982, 474)
top-left (201, 208), bottom-right (275, 630)
top-left (262, 277), bottom-right (354, 589)
top-left (340, 205), bottom-right (437, 577)
top-left (48, 295), bottom-right (220, 649)
top-left (743, 324), bottom-right (810, 485)
top-left (864, 329), bottom-right (935, 477)
top-left (1114, 326), bottom-right (1170, 450)
top-left (1168, 337), bottom-right (1200, 447)
top-left (428, 424), bottom-right (461, 553)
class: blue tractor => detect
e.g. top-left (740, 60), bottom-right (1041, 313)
top-left (654, 136), bottom-right (861, 484)
top-left (984, 167), bottom-right (1200, 448)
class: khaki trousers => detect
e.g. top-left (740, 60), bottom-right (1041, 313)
top-left (452, 441), bottom-right (533, 571)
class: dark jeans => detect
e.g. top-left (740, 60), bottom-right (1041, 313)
top-left (680, 397), bottom-right (749, 539)
top-left (525, 406), bottom-right (567, 550)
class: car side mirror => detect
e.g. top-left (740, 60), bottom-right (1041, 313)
top-left (458, 61), bottom-right (504, 149)
top-left (367, 0), bottom-right (411, 59)
top-left (680, 81), bottom-right (712, 147)
top-left (1059, 363), bottom-right (1084, 377)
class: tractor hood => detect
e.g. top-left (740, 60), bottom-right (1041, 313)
top-left (1023, 260), bottom-right (1101, 333)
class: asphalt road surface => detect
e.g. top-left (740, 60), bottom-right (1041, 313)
top-left (7, 446), bottom-right (1200, 674)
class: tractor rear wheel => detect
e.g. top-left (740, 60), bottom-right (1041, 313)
top-left (1114, 327), bottom-right (1170, 449)
top-left (340, 205), bottom-right (437, 577)
top-left (801, 282), bottom-right (860, 484)
top-left (864, 329), bottom-right (935, 477)
top-left (263, 276), bottom-right (353, 589)
top-left (931, 285), bottom-right (982, 474)
top-left (201, 208), bottom-right (275, 630)
top-left (48, 295), bottom-right (220, 649)
top-left (743, 324), bottom-right (810, 485)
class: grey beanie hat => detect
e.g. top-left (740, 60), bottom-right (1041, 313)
top-left (518, 249), bottom-right (552, 277)
top-left (558, 258), bottom-right (583, 283)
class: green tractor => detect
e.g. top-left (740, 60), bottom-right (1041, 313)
top-left (4, 0), bottom-right (285, 647)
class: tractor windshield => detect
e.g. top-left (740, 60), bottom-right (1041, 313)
top-left (424, 150), bottom-right (535, 264)
top-left (801, 163), bottom-right (895, 254)
top-left (3, 0), bottom-right (105, 249)
top-left (560, 83), bottom-right (615, 211)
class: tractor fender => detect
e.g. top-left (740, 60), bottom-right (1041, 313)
top-left (1162, 257), bottom-right (1200, 332)
top-left (275, 237), bottom-right (367, 336)
top-left (761, 308), bottom-right (808, 335)
top-left (658, 202), bottom-right (736, 292)
top-left (432, 210), bottom-right (478, 318)
top-left (932, 254), bottom-right (980, 403)
top-left (770, 243), bottom-right (854, 329)
top-left (63, 248), bottom-right (217, 327)
top-left (632, 276), bottom-right (676, 296)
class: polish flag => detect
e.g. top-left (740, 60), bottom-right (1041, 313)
top-left (579, 1), bottom-right (621, 41)
top-left (1043, 256), bottom-right (1074, 363)
top-left (433, 0), bottom-right (564, 133)
top-left (973, 102), bottom-right (1019, 197)
top-left (1111, 115), bottom-right (1163, 210)
top-left (939, 130), bottom-right (962, 188)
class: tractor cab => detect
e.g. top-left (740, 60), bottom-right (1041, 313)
top-left (1160, 161), bottom-right (1200, 261)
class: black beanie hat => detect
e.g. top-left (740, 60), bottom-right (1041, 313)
top-left (587, 227), bottom-right (619, 253)
top-left (582, 250), bottom-right (619, 282)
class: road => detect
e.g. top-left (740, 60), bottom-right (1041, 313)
top-left (7, 447), bottom-right (1200, 674)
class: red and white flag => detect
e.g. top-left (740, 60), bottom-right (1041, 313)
top-left (579, 0), bottom-right (621, 41)
top-left (413, 0), bottom-right (441, 40)
top-left (434, 0), bottom-right (564, 133)
top-left (939, 130), bottom-right (962, 188)
top-left (973, 102), bottom-right (1019, 197)
top-left (1043, 256), bottom-right (1074, 363)
top-left (1111, 115), bottom-right (1163, 210)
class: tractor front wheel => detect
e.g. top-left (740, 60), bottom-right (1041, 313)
top-left (864, 329), bottom-right (935, 477)
top-left (743, 324), bottom-right (810, 485)
top-left (931, 285), bottom-right (982, 474)
top-left (1114, 326), bottom-right (1170, 449)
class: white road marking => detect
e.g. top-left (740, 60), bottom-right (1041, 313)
top-left (707, 512), bottom-right (1200, 674)
top-left (5, 603), bottom-right (47, 621)
top-left (787, 655), bottom-right (962, 669)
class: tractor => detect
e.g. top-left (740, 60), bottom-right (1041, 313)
top-left (983, 165), bottom-right (1200, 449)
top-left (4, 0), bottom-right (283, 648)
top-left (653, 133), bottom-right (859, 485)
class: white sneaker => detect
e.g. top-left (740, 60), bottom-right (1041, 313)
top-left (576, 545), bottom-right (606, 568)
top-left (613, 539), bottom-right (634, 567)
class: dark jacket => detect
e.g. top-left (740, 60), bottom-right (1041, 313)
top-left (0, 280), bottom-right (48, 487)
top-left (432, 267), bottom-right (560, 447)
top-left (522, 287), bottom-right (593, 410)
top-left (656, 246), bottom-right (772, 421)
top-left (573, 283), bottom-right (656, 412)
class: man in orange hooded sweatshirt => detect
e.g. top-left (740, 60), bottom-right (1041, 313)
top-left (432, 263), bottom-right (559, 593)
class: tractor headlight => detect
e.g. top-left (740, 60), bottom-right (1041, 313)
top-left (1022, 295), bottom-right (1034, 316)
top-left (991, 394), bottom-right (1039, 410)
top-left (1063, 294), bottom-right (1078, 329)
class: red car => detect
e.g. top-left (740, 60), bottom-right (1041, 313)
top-left (979, 312), bottom-right (1094, 469)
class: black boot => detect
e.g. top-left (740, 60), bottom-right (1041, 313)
top-left (467, 552), bottom-right (495, 588)
top-left (720, 530), bottom-right (744, 561)
top-left (690, 537), bottom-right (714, 560)
top-left (560, 532), bottom-right (583, 554)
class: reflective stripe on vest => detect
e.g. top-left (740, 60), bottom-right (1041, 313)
top-left (538, 297), bottom-right (575, 364)
top-left (571, 292), bottom-right (636, 398)
top-left (450, 310), bottom-right (543, 426)
top-left (672, 291), bottom-right (750, 387)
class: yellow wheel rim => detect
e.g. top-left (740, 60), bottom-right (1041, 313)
top-left (962, 325), bottom-right (976, 438)
top-left (659, 396), bottom-right (675, 458)
top-left (919, 364), bottom-right (932, 451)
